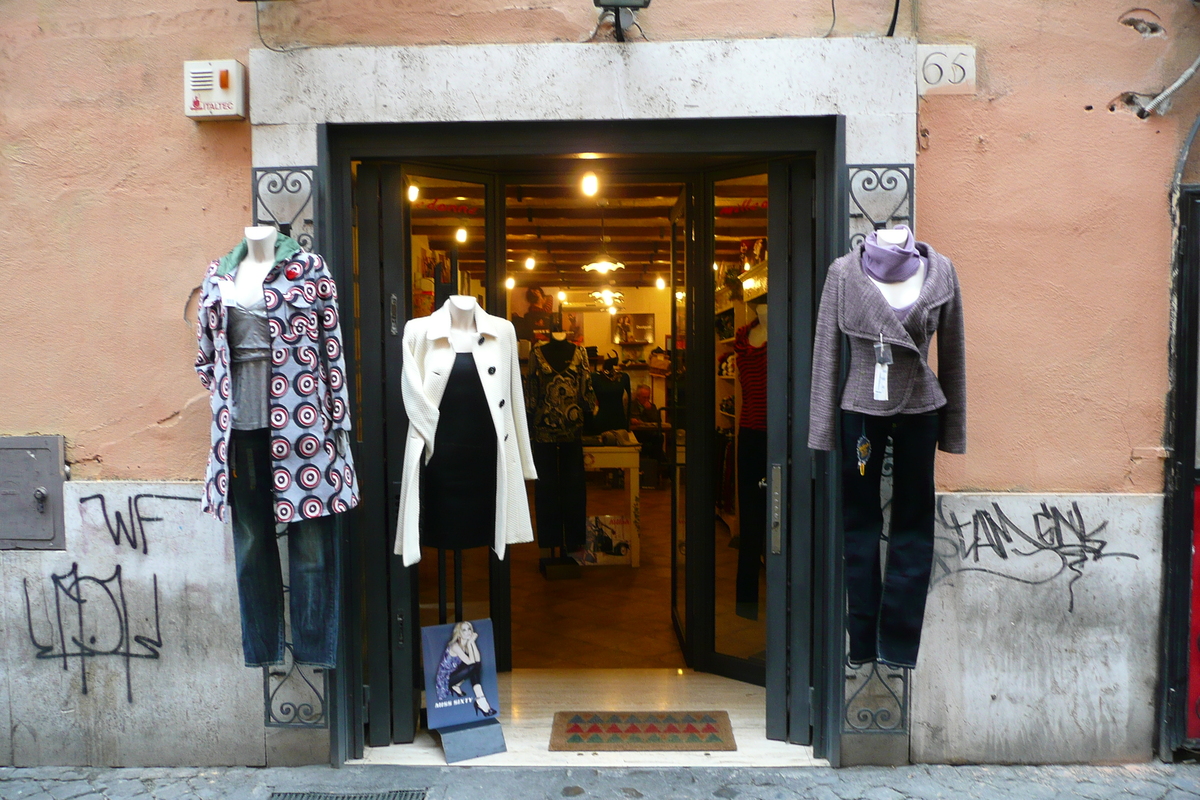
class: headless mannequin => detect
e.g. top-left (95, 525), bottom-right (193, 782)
top-left (436, 295), bottom-right (487, 623)
top-left (233, 226), bottom-right (276, 304)
top-left (541, 331), bottom-right (576, 373)
top-left (748, 304), bottom-right (768, 346)
top-left (447, 295), bottom-right (479, 352)
top-left (869, 227), bottom-right (925, 308)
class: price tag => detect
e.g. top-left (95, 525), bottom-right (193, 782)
top-left (873, 363), bottom-right (889, 401)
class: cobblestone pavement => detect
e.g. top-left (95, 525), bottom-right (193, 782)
top-left (1, 764), bottom-right (1199, 800)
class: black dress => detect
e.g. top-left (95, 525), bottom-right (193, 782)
top-left (588, 369), bottom-right (630, 433)
top-left (420, 352), bottom-right (497, 550)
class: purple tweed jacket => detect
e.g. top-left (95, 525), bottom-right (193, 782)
top-left (807, 241), bottom-right (966, 454)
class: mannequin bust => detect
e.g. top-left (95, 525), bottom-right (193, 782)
top-left (748, 303), bottom-right (768, 347)
top-left (869, 226), bottom-right (925, 310)
top-left (447, 295), bottom-right (479, 353)
top-left (233, 226), bottom-right (277, 305)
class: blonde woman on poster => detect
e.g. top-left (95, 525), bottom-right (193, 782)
top-left (434, 621), bottom-right (497, 717)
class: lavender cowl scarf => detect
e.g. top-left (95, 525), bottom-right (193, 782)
top-left (862, 225), bottom-right (922, 282)
top-left (862, 226), bottom-right (923, 318)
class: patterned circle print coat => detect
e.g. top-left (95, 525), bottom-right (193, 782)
top-left (195, 235), bottom-right (360, 522)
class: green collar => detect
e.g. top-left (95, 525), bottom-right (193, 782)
top-left (215, 232), bottom-right (303, 278)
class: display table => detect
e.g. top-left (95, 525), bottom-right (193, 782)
top-left (582, 444), bottom-right (641, 567)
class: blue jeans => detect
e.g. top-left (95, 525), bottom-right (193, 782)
top-left (229, 428), bottom-right (340, 668)
top-left (840, 411), bottom-right (939, 669)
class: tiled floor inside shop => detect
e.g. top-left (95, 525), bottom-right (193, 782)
top-left (357, 668), bottom-right (824, 767)
top-left (370, 472), bottom-right (815, 766)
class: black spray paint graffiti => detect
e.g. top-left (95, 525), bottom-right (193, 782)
top-left (23, 563), bottom-right (162, 703)
top-left (78, 493), bottom-right (200, 555)
top-left (931, 497), bottom-right (1138, 612)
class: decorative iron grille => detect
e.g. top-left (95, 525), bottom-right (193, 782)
top-left (253, 166), bottom-right (316, 252)
top-left (847, 164), bottom-right (914, 250)
top-left (841, 434), bottom-right (911, 736)
top-left (253, 167), bottom-right (326, 726)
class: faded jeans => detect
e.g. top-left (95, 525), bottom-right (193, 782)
top-left (229, 428), bottom-right (340, 668)
top-left (840, 410), bottom-right (939, 669)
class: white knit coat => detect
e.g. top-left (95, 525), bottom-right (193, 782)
top-left (393, 302), bottom-right (538, 565)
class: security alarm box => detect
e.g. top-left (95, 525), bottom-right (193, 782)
top-left (184, 60), bottom-right (246, 121)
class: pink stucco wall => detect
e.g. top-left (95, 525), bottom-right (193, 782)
top-left (0, 1), bottom-right (1193, 492)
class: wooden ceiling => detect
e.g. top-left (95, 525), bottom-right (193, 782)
top-left (409, 174), bottom-right (768, 288)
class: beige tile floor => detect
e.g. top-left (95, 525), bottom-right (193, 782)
top-left (358, 668), bottom-right (824, 767)
top-left (377, 476), bottom-right (807, 766)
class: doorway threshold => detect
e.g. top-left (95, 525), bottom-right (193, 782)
top-left (354, 669), bottom-right (825, 767)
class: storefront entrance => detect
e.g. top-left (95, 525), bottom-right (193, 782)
top-left (322, 119), bottom-right (845, 765)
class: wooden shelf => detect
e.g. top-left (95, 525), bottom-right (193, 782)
top-left (719, 410), bottom-right (736, 419)
top-left (717, 374), bottom-right (736, 380)
top-left (718, 336), bottom-right (735, 345)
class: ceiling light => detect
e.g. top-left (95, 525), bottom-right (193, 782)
top-left (455, 228), bottom-right (467, 243)
top-left (525, 256), bottom-right (536, 270)
top-left (675, 291), bottom-right (685, 301)
top-left (582, 203), bottom-right (623, 273)
top-left (608, 306), bottom-right (618, 315)
top-left (407, 184), bottom-right (419, 202)
top-left (505, 276), bottom-right (515, 290)
top-left (655, 276), bottom-right (666, 290)
top-left (589, 289), bottom-right (625, 308)
top-left (557, 291), bottom-right (567, 301)
top-left (582, 256), bottom-right (625, 273)
top-left (581, 172), bottom-right (599, 197)
top-left (712, 262), bottom-right (719, 271)
top-left (578, 152), bottom-right (602, 160)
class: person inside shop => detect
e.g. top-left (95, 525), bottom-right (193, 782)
top-left (194, 224), bottom-right (359, 671)
top-left (629, 383), bottom-right (665, 464)
top-left (807, 224), bottom-right (966, 671)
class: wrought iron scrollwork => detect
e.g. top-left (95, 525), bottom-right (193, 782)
top-left (844, 660), bottom-right (908, 732)
top-left (842, 436), bottom-right (910, 736)
top-left (261, 528), bottom-right (328, 728)
top-left (252, 166), bottom-right (316, 252)
top-left (847, 165), bottom-right (914, 250)
top-left (264, 644), bottom-right (328, 728)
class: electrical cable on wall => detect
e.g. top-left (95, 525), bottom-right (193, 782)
top-left (255, 1), bottom-right (311, 54)
top-left (1143, 51), bottom-right (1200, 117)
top-left (824, 0), bottom-right (837, 37)
top-left (886, 0), bottom-right (901, 36)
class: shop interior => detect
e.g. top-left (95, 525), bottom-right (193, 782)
top-left (361, 160), bottom-right (806, 765)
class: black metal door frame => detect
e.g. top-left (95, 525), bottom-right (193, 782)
top-left (318, 117), bottom-right (848, 764)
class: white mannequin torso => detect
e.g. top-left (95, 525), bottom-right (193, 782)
top-left (232, 226), bottom-right (276, 306)
top-left (748, 304), bottom-right (768, 347)
top-left (447, 295), bottom-right (479, 352)
top-left (868, 227), bottom-right (926, 309)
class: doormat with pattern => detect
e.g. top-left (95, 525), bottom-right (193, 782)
top-left (549, 711), bottom-right (737, 751)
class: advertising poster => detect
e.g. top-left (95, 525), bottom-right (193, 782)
top-left (421, 619), bottom-right (501, 730)
top-left (582, 515), bottom-right (633, 565)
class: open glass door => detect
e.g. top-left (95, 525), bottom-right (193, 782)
top-left (351, 163), bottom-right (502, 747)
top-left (678, 161), bottom-right (812, 740)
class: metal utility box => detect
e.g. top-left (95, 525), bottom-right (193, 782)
top-left (0, 435), bottom-right (66, 550)
top-left (184, 60), bottom-right (247, 121)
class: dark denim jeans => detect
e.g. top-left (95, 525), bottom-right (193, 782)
top-left (229, 428), bottom-right (340, 668)
top-left (840, 410), bottom-right (939, 669)
top-left (532, 440), bottom-right (587, 552)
